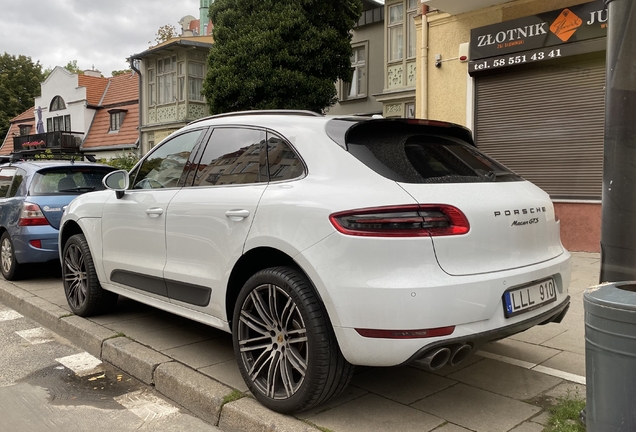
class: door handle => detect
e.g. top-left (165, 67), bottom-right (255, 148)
top-left (225, 209), bottom-right (250, 221)
top-left (146, 207), bottom-right (164, 217)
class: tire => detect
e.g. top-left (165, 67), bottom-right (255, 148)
top-left (232, 266), bottom-right (354, 414)
top-left (62, 233), bottom-right (118, 316)
top-left (0, 232), bottom-right (22, 281)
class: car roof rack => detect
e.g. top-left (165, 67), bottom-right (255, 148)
top-left (188, 110), bottom-right (323, 125)
top-left (5, 148), bottom-right (97, 164)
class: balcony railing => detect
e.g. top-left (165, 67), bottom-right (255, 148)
top-left (13, 131), bottom-right (84, 152)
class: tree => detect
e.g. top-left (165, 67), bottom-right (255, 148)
top-left (202, 0), bottom-right (362, 114)
top-left (64, 60), bottom-right (84, 75)
top-left (0, 53), bottom-right (44, 139)
top-left (151, 24), bottom-right (178, 45)
top-left (111, 69), bottom-right (132, 77)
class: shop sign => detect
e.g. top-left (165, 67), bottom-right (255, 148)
top-left (469, 0), bottom-right (607, 61)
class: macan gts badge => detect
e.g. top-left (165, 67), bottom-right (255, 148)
top-left (59, 111), bottom-right (571, 414)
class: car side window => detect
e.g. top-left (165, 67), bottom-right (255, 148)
top-left (266, 134), bottom-right (304, 181)
top-left (8, 168), bottom-right (26, 198)
top-left (192, 127), bottom-right (266, 187)
top-left (132, 129), bottom-right (205, 189)
top-left (0, 168), bottom-right (17, 198)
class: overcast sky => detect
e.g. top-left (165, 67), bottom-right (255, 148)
top-left (0, 0), bottom-right (200, 77)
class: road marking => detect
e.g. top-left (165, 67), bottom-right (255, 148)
top-left (55, 352), bottom-right (103, 377)
top-left (0, 310), bottom-right (22, 322)
top-left (477, 350), bottom-right (586, 385)
top-left (16, 327), bottom-right (55, 345)
top-left (115, 390), bottom-right (179, 423)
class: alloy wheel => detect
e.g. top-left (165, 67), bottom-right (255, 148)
top-left (1, 237), bottom-right (12, 275)
top-left (64, 243), bottom-right (87, 309)
top-left (237, 283), bottom-right (308, 400)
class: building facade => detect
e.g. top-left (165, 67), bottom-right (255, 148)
top-left (131, 36), bottom-right (213, 155)
top-left (416, 0), bottom-right (606, 252)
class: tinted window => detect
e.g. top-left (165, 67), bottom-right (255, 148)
top-left (266, 134), bottom-right (304, 181)
top-left (8, 168), bottom-right (26, 198)
top-left (29, 166), bottom-right (114, 196)
top-left (0, 168), bottom-right (16, 198)
top-left (133, 129), bottom-right (204, 189)
top-left (193, 127), bottom-right (265, 187)
top-left (344, 121), bottom-right (522, 184)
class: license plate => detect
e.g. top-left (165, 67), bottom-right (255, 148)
top-left (503, 278), bottom-right (556, 318)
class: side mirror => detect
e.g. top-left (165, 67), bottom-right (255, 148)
top-left (103, 170), bottom-right (129, 199)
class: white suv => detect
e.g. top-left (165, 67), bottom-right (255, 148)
top-left (59, 111), bottom-right (571, 413)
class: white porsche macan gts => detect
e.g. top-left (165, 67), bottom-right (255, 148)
top-left (59, 110), bottom-right (571, 413)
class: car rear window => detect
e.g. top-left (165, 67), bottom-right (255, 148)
top-left (328, 119), bottom-right (523, 184)
top-left (29, 166), bottom-right (114, 196)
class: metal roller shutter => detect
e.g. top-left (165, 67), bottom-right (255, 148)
top-left (475, 57), bottom-right (605, 200)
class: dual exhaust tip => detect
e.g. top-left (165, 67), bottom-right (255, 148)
top-left (417, 343), bottom-right (472, 371)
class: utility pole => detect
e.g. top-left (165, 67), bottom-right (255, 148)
top-left (599, 0), bottom-right (636, 282)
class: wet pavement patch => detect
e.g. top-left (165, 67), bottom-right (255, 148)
top-left (19, 362), bottom-right (143, 410)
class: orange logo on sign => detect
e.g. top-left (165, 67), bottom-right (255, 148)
top-left (550, 9), bottom-right (583, 42)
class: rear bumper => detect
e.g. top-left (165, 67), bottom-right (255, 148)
top-left (402, 296), bottom-right (570, 366)
top-left (12, 226), bottom-right (59, 264)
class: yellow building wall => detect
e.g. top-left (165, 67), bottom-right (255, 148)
top-left (421, 0), bottom-right (592, 127)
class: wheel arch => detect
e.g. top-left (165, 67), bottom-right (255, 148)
top-left (59, 220), bottom-right (83, 253)
top-left (226, 246), bottom-right (324, 327)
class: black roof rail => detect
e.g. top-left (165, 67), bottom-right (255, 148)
top-left (188, 110), bottom-right (323, 125)
top-left (5, 149), bottom-right (97, 164)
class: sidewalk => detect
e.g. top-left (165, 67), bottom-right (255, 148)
top-left (0, 252), bottom-right (599, 432)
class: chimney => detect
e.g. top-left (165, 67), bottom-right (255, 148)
top-left (84, 69), bottom-right (102, 78)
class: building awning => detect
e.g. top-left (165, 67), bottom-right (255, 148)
top-left (423, 0), bottom-right (513, 15)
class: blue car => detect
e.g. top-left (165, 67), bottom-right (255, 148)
top-left (0, 159), bottom-right (115, 280)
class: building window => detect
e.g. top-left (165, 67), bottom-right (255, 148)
top-left (405, 102), bottom-right (415, 118)
top-left (157, 55), bottom-right (177, 104)
top-left (388, 0), bottom-right (418, 62)
top-left (148, 68), bottom-right (156, 106)
top-left (18, 125), bottom-right (32, 136)
top-left (178, 62), bottom-right (186, 101)
top-left (188, 62), bottom-right (205, 101)
top-left (109, 110), bottom-right (126, 132)
top-left (388, 4), bottom-right (403, 62)
top-left (343, 44), bottom-right (367, 100)
top-left (47, 115), bottom-right (71, 132)
top-left (50, 96), bottom-right (66, 111)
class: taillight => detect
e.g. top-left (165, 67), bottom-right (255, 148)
top-left (18, 203), bottom-right (50, 226)
top-left (355, 326), bottom-right (456, 339)
top-left (329, 205), bottom-right (469, 237)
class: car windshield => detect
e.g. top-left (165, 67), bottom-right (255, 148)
top-left (29, 166), bottom-right (114, 196)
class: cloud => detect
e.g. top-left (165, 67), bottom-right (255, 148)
top-left (0, 0), bottom-right (200, 76)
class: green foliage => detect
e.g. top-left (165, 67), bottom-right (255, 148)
top-left (0, 53), bottom-right (44, 139)
top-left (96, 152), bottom-right (139, 171)
top-left (111, 69), bottom-right (132, 77)
top-left (221, 390), bottom-right (245, 406)
top-left (64, 60), bottom-right (84, 75)
top-left (151, 24), bottom-right (178, 46)
top-left (203, 0), bottom-right (363, 114)
top-left (545, 391), bottom-right (586, 432)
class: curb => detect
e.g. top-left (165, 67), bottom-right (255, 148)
top-left (0, 280), bottom-right (319, 431)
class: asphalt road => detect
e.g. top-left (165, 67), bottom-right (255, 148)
top-left (0, 296), bottom-right (220, 432)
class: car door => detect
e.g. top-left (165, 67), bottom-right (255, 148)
top-left (101, 128), bottom-right (207, 299)
top-left (163, 127), bottom-right (268, 317)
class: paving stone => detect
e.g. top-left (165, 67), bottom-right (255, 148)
top-left (162, 336), bottom-right (235, 369)
top-left (298, 385), bottom-right (368, 419)
top-left (57, 315), bottom-right (119, 358)
top-left (544, 382), bottom-right (586, 400)
top-left (432, 423), bottom-right (473, 432)
top-left (305, 393), bottom-right (444, 432)
top-left (132, 325), bottom-right (214, 351)
top-left (509, 324), bottom-right (568, 346)
top-left (102, 336), bottom-right (172, 385)
top-left (539, 350), bottom-right (586, 377)
top-left (530, 411), bottom-right (551, 426)
top-left (541, 325), bottom-right (585, 355)
top-left (199, 359), bottom-right (249, 392)
top-left (412, 384), bottom-right (540, 432)
top-left (351, 366), bottom-right (455, 404)
top-left (101, 312), bottom-right (186, 338)
top-left (481, 338), bottom-right (561, 365)
top-left (509, 421), bottom-right (544, 432)
top-left (448, 359), bottom-right (562, 400)
top-left (219, 397), bottom-right (320, 432)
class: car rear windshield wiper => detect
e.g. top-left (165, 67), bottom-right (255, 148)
top-left (58, 186), bottom-right (96, 193)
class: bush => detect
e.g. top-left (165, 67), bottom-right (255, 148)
top-left (97, 152), bottom-right (139, 171)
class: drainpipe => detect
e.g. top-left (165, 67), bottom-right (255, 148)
top-left (599, 0), bottom-right (636, 282)
top-left (419, 5), bottom-right (429, 119)
top-left (129, 57), bottom-right (143, 158)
